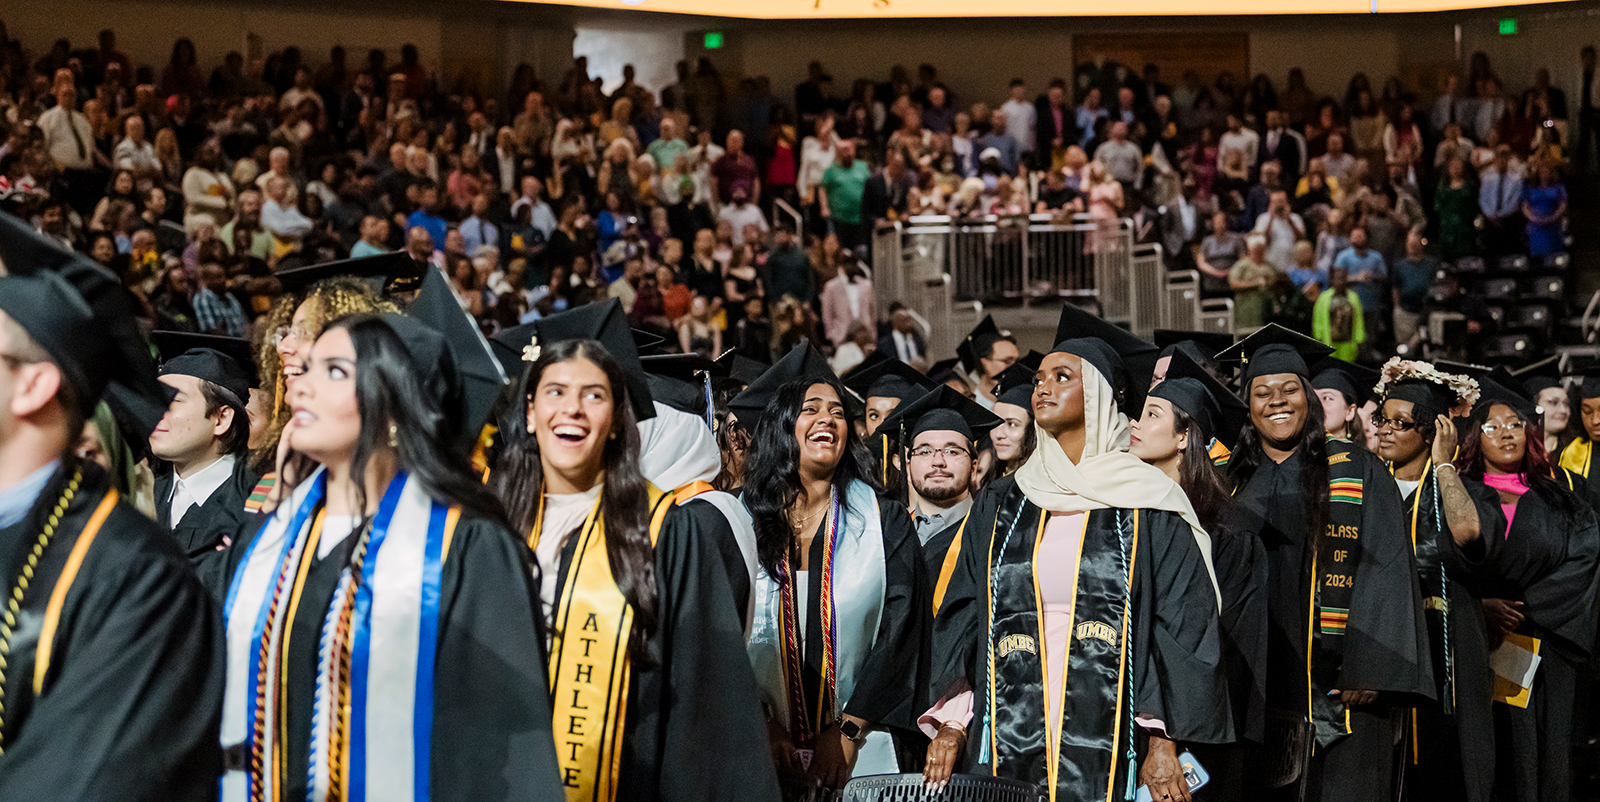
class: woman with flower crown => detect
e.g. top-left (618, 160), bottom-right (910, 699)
top-left (1370, 358), bottom-right (1503, 802)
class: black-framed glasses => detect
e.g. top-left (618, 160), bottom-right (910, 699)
top-left (909, 446), bottom-right (972, 461)
top-left (1370, 414), bottom-right (1417, 432)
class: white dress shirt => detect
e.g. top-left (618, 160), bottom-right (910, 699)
top-left (169, 455), bottom-right (238, 527)
top-left (38, 105), bottom-right (95, 170)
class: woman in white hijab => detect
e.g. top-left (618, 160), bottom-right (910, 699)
top-left (920, 326), bottom-right (1231, 802)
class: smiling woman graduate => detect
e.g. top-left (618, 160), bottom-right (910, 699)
top-left (920, 303), bottom-right (1231, 802)
top-left (738, 343), bottom-right (930, 798)
top-left (490, 299), bottom-right (779, 802)
top-left (1220, 324), bottom-right (1432, 802)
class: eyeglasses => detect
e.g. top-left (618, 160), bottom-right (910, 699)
top-left (1369, 414), bottom-right (1417, 432)
top-left (271, 324), bottom-right (315, 347)
top-left (1481, 420), bottom-right (1526, 436)
top-left (909, 446), bottom-right (972, 461)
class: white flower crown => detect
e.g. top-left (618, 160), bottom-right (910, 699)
top-left (1373, 356), bottom-right (1480, 408)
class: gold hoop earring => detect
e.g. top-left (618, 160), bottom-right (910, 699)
top-left (388, 422), bottom-right (399, 448)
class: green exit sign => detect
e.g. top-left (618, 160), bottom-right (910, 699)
top-left (704, 31), bottom-right (724, 49)
top-left (1499, 18), bottom-right (1517, 35)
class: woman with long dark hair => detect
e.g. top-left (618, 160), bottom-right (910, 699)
top-left (1455, 374), bottom-right (1599, 802)
top-left (1132, 349), bottom-right (1267, 801)
top-left (1223, 325), bottom-right (1431, 801)
top-left (1370, 359), bottom-right (1501, 802)
top-left (922, 307), bottom-right (1230, 802)
top-left (490, 300), bottom-right (779, 802)
top-left (735, 343), bottom-right (929, 796)
top-left (216, 313), bottom-right (560, 802)
top-left (989, 362), bottom-right (1038, 476)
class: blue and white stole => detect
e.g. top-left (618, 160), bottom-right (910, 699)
top-left (220, 468), bottom-right (458, 802)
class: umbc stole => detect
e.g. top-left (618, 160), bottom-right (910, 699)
top-left (0, 462), bottom-right (223, 801)
top-left (1399, 467), bottom-right (1503, 802)
top-left (931, 476), bottom-right (1231, 802)
top-left (1232, 439), bottom-right (1433, 800)
top-left (543, 486), bottom-right (781, 802)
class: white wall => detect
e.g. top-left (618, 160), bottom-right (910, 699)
top-left (573, 25), bottom-right (690, 94)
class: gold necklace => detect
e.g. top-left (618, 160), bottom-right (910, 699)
top-left (0, 467), bottom-right (81, 754)
top-left (789, 502), bottom-right (827, 533)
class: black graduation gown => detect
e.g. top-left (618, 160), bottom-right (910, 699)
top-left (217, 512), bottom-right (564, 800)
top-left (548, 502), bottom-right (782, 802)
top-left (1401, 473), bottom-right (1503, 802)
top-left (1475, 478), bottom-right (1600, 802)
top-left (678, 495), bottom-right (751, 627)
top-left (932, 476), bottom-right (1232, 800)
top-left (1190, 520), bottom-right (1269, 802)
top-left (786, 497), bottom-right (930, 764)
top-left (154, 456), bottom-right (263, 558)
top-left (0, 462), bottom-right (224, 801)
top-left (923, 516), bottom-right (962, 589)
top-left (1231, 442), bottom-right (1433, 802)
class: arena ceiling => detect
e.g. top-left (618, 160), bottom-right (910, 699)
top-left (519, 0), bottom-right (1565, 18)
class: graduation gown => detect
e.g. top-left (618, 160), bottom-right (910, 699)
top-left (1476, 475), bottom-right (1600, 802)
top-left (544, 497), bottom-right (781, 802)
top-left (1399, 471), bottom-right (1504, 802)
top-left (932, 476), bottom-right (1232, 801)
top-left (216, 510), bottom-right (563, 801)
top-left (0, 461), bottom-right (224, 801)
top-left (677, 492), bottom-right (754, 629)
top-left (1189, 520), bottom-right (1269, 802)
top-left (1231, 439), bottom-right (1433, 802)
top-left (747, 482), bottom-right (930, 784)
top-left (154, 456), bottom-right (262, 558)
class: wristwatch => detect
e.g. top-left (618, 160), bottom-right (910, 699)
top-left (839, 720), bottom-right (868, 744)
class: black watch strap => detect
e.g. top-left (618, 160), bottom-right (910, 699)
top-left (839, 720), bottom-right (866, 742)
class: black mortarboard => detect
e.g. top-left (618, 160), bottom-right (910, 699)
top-left (928, 357), bottom-right (966, 386)
top-left (641, 353), bottom-right (725, 422)
top-left (1383, 378), bottom-right (1462, 424)
top-left (632, 328), bottom-right (668, 356)
top-left (409, 266), bottom-right (509, 443)
top-left (715, 349), bottom-right (769, 386)
top-left (0, 210), bottom-right (165, 422)
top-left (1582, 367), bottom-right (1600, 401)
top-left (729, 343), bottom-right (846, 425)
top-left (1310, 358), bottom-right (1379, 407)
top-left (1149, 349), bottom-right (1251, 450)
top-left (956, 315), bottom-right (1003, 375)
top-left (528, 299), bottom-right (655, 422)
top-left (274, 251), bottom-right (427, 294)
top-left (371, 313), bottom-right (470, 443)
top-left (153, 331), bottom-right (259, 389)
top-left (159, 348), bottom-right (253, 411)
top-left (878, 384), bottom-right (1003, 448)
top-left (1472, 368), bottom-right (1541, 421)
top-left (1215, 324), bottom-right (1334, 387)
top-left (1052, 303), bottom-right (1160, 416)
top-left (1154, 329), bottom-right (1235, 362)
top-left (489, 322), bottom-right (537, 380)
top-left (993, 363), bottom-right (1037, 410)
top-left (843, 357), bottom-right (935, 405)
top-left (1510, 356), bottom-right (1564, 399)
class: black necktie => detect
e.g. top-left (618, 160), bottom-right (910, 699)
top-left (65, 110), bottom-right (87, 160)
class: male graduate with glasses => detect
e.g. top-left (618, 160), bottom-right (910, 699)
top-left (0, 210), bottom-right (222, 799)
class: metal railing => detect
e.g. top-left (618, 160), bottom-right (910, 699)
top-left (872, 214), bottom-right (1178, 339)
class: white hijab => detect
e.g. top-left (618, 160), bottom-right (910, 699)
top-left (1014, 360), bottom-right (1220, 606)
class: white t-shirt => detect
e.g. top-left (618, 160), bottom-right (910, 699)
top-left (1395, 477), bottom-right (1421, 500)
top-left (534, 486), bottom-right (604, 620)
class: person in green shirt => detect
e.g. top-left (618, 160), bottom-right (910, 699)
top-left (1312, 266), bottom-right (1367, 361)
top-left (646, 118), bottom-right (690, 178)
top-left (1227, 234), bottom-right (1276, 330)
top-left (818, 139), bottom-right (872, 250)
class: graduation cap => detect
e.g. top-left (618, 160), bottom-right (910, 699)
top-left (1149, 349), bottom-right (1251, 450)
top-left (1582, 366), bottom-right (1600, 401)
top-left (409, 265), bottom-right (509, 444)
top-left (878, 384), bottom-right (1004, 451)
top-left (956, 315), bottom-right (1004, 375)
top-left (1215, 324), bottom-right (1334, 387)
top-left (843, 356), bottom-right (935, 406)
top-left (1383, 377), bottom-right (1465, 424)
top-left (530, 299), bottom-right (655, 422)
top-left (640, 353), bottom-right (726, 424)
top-left (153, 331), bottom-right (259, 389)
top-left (992, 363), bottom-right (1037, 411)
top-left (632, 328), bottom-right (668, 356)
top-left (928, 357), bottom-right (966, 387)
top-left (1472, 367), bottom-right (1541, 421)
top-left (1154, 329), bottom-right (1235, 361)
top-left (1051, 302), bottom-right (1160, 416)
top-left (1309, 358), bottom-right (1379, 408)
top-left (158, 348), bottom-right (254, 412)
top-left (1511, 356), bottom-right (1564, 399)
top-left (729, 343), bottom-right (850, 425)
top-left (274, 251), bottom-right (427, 294)
top-left (0, 210), bottom-right (165, 429)
top-left (715, 349), bottom-right (768, 387)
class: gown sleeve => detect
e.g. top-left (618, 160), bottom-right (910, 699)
top-left (1132, 509), bottom-right (1234, 746)
top-left (1518, 493), bottom-right (1600, 656)
top-left (429, 517), bottom-right (564, 801)
top-left (841, 499), bottom-right (931, 738)
top-left (0, 506), bottom-right (225, 802)
top-left (1446, 477), bottom-right (1505, 573)
top-left (1335, 451), bottom-right (1434, 700)
top-left (680, 497), bottom-right (751, 627)
top-left (651, 504), bottom-right (782, 802)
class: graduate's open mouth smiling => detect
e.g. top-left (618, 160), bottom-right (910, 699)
top-left (551, 422), bottom-right (590, 445)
